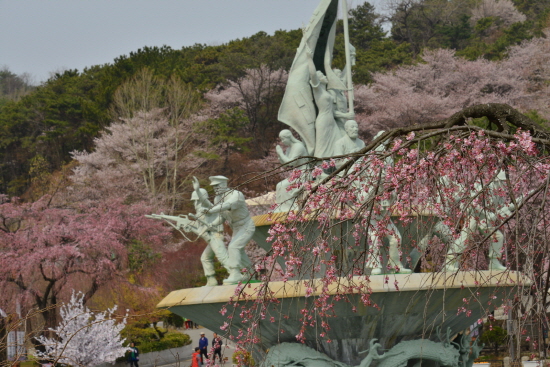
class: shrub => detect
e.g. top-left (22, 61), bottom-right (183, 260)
top-left (121, 323), bottom-right (191, 354)
top-left (121, 325), bottom-right (159, 344)
top-left (480, 325), bottom-right (507, 355)
top-left (138, 332), bottom-right (191, 353)
top-left (232, 350), bottom-right (255, 366)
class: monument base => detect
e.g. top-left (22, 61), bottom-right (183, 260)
top-left (158, 271), bottom-right (525, 365)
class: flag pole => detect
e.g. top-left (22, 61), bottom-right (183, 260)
top-left (341, 0), bottom-right (354, 114)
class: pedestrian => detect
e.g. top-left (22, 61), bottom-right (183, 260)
top-left (211, 332), bottom-right (223, 364)
top-left (198, 332), bottom-right (209, 364)
top-left (191, 347), bottom-right (201, 367)
top-left (127, 342), bottom-right (139, 367)
top-left (183, 317), bottom-right (188, 330)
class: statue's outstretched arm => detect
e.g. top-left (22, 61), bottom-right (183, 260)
top-left (487, 189), bottom-right (533, 222)
top-left (209, 199), bottom-right (234, 214)
top-left (334, 109), bottom-right (355, 120)
top-left (305, 45), bottom-right (320, 88)
top-left (192, 176), bottom-right (213, 209)
top-left (504, 189), bottom-right (534, 214)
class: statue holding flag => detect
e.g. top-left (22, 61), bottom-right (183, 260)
top-left (305, 45), bottom-right (354, 158)
top-left (277, 0), bottom-right (355, 158)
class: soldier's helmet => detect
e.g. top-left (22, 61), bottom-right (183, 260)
top-left (209, 175), bottom-right (229, 186)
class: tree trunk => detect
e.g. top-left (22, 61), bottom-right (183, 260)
top-left (0, 317), bottom-right (6, 364)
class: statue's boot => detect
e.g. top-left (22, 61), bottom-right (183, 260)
top-left (223, 268), bottom-right (245, 285)
top-left (388, 257), bottom-right (412, 274)
top-left (205, 276), bottom-right (218, 287)
top-left (366, 256), bottom-right (383, 275)
top-left (488, 258), bottom-right (506, 271)
top-left (394, 264), bottom-right (412, 274)
top-left (444, 254), bottom-right (460, 272)
top-left (387, 258), bottom-right (412, 274)
top-left (388, 242), bottom-right (412, 274)
top-left (488, 247), bottom-right (506, 271)
top-left (370, 267), bottom-right (383, 275)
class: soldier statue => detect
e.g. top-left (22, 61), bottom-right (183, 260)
top-left (146, 188), bottom-right (229, 286)
top-left (192, 176), bottom-right (255, 284)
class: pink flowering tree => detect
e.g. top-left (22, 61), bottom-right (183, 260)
top-left (71, 109), bottom-right (208, 211)
top-left (35, 291), bottom-right (127, 367)
top-left (0, 194), bottom-right (170, 332)
top-left (354, 33), bottom-right (550, 139)
top-left (471, 0), bottom-right (527, 28)
top-left (224, 103), bottom-right (550, 359)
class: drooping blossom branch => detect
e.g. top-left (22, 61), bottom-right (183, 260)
top-left (223, 104), bottom-right (550, 357)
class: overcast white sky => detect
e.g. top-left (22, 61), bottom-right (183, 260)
top-left (0, 0), bottom-right (386, 84)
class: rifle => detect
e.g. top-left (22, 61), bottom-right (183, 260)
top-left (146, 213), bottom-right (203, 241)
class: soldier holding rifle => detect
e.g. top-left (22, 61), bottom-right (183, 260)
top-left (147, 188), bottom-right (229, 287)
top-left (192, 175), bottom-right (254, 285)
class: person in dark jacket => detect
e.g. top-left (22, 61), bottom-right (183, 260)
top-left (211, 333), bottom-right (223, 363)
top-left (198, 332), bottom-right (208, 363)
top-left (127, 342), bottom-right (139, 367)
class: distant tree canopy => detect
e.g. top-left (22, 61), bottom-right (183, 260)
top-left (0, 0), bottom-right (548, 196)
top-left (0, 67), bottom-right (35, 107)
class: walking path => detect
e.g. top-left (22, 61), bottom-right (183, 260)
top-left (159, 326), bottom-right (236, 367)
top-left (94, 327), bottom-right (237, 367)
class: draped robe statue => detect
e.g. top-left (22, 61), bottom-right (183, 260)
top-left (275, 130), bottom-right (308, 212)
top-left (278, 0), bottom-right (353, 158)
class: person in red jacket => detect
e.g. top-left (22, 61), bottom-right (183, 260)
top-left (191, 347), bottom-right (201, 367)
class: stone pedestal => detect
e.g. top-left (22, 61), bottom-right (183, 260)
top-left (158, 271), bottom-right (525, 365)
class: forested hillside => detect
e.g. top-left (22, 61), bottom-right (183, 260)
top-left (1, 0), bottom-right (549, 333)
top-left (1, 0), bottom-right (548, 197)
